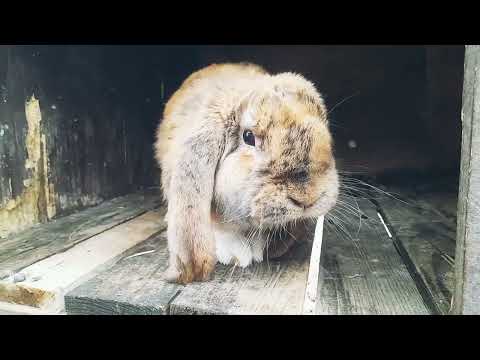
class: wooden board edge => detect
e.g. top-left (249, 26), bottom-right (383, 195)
top-left (0, 300), bottom-right (58, 315)
top-left (303, 216), bottom-right (324, 315)
top-left (0, 210), bottom-right (167, 312)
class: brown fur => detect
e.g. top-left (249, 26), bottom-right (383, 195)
top-left (155, 63), bottom-right (338, 283)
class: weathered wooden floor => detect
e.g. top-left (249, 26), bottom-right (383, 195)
top-left (316, 199), bottom-right (430, 315)
top-left (0, 189), bottom-right (162, 280)
top-left (0, 189), bottom-right (165, 312)
top-left (376, 192), bottom-right (456, 315)
top-left (0, 186), bottom-right (457, 315)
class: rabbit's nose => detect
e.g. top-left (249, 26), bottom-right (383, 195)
top-left (288, 196), bottom-right (316, 209)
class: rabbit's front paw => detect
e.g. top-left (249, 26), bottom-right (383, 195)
top-left (163, 252), bottom-right (216, 284)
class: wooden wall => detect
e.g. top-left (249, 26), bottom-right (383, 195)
top-left (454, 45), bottom-right (480, 314)
top-left (0, 46), bottom-right (160, 237)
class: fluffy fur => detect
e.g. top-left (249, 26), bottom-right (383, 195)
top-left (155, 63), bottom-right (339, 284)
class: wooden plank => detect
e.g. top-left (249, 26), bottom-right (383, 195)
top-left (454, 45), bottom-right (480, 314)
top-left (382, 191), bottom-right (457, 230)
top-left (0, 189), bottom-right (161, 279)
top-left (303, 216), bottom-right (324, 315)
top-left (0, 301), bottom-right (53, 315)
top-left (316, 199), bottom-right (430, 315)
top-left (67, 197), bottom-right (431, 316)
top-left (170, 241), bottom-right (312, 315)
top-left (376, 192), bottom-right (456, 315)
top-left (0, 207), bottom-right (167, 312)
top-left (64, 231), bottom-right (180, 315)
top-left (66, 222), bottom-right (315, 315)
top-left (415, 192), bottom-right (458, 225)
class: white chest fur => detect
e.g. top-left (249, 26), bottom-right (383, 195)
top-left (214, 224), bottom-right (265, 267)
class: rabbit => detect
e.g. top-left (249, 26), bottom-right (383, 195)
top-left (155, 62), bottom-right (339, 284)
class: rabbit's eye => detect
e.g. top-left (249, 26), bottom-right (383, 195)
top-left (243, 130), bottom-right (256, 146)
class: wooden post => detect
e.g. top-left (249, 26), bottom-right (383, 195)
top-left (454, 45), bottom-right (480, 315)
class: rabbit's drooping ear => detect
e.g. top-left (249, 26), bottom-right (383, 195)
top-left (164, 119), bottom-right (225, 284)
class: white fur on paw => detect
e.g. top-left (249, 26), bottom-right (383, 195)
top-left (214, 228), bottom-right (264, 268)
top-left (162, 266), bottom-right (180, 283)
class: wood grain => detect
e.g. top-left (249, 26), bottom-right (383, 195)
top-left (65, 220), bottom-right (314, 315)
top-left (0, 46), bottom-right (162, 237)
top-left (316, 199), bottom-right (430, 315)
top-left (64, 231), bottom-right (180, 315)
top-left (170, 241), bottom-right (312, 315)
top-left (0, 301), bottom-right (52, 315)
top-left (454, 45), bottom-right (480, 314)
top-left (0, 207), bottom-right (167, 311)
top-left (0, 190), bottom-right (161, 279)
top-left (376, 192), bottom-right (456, 315)
top-left (63, 197), bottom-right (439, 315)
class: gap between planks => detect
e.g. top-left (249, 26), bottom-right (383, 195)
top-left (3, 189), bottom-right (449, 315)
top-left (0, 207), bottom-right (167, 313)
top-left (373, 190), bottom-right (457, 315)
top-left (66, 197), bottom-right (434, 315)
top-left (0, 190), bottom-right (162, 280)
top-left (65, 227), bottom-right (316, 315)
top-left (315, 198), bottom-right (431, 315)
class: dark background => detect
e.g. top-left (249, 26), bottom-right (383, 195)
top-left (0, 45), bottom-right (465, 227)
